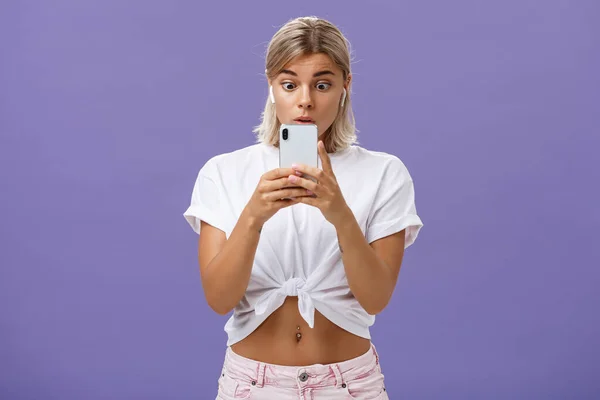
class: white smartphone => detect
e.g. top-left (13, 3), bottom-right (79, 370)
top-left (279, 123), bottom-right (318, 183)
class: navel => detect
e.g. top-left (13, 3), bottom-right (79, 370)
top-left (296, 325), bottom-right (302, 342)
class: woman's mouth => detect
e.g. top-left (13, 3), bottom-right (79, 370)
top-left (294, 117), bottom-right (315, 124)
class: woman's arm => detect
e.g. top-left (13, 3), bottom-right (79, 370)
top-left (198, 212), bottom-right (262, 315)
top-left (335, 212), bottom-right (406, 315)
top-left (197, 167), bottom-right (310, 315)
top-left (289, 141), bottom-right (409, 315)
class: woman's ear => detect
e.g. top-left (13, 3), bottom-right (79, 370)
top-left (341, 74), bottom-right (352, 107)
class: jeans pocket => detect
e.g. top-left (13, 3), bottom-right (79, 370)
top-left (345, 369), bottom-right (387, 399)
top-left (217, 373), bottom-right (238, 400)
top-left (233, 379), bottom-right (254, 399)
top-left (217, 373), bottom-right (254, 400)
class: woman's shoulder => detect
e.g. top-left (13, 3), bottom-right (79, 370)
top-left (207, 142), bottom-right (264, 161)
top-left (202, 143), bottom-right (269, 171)
top-left (346, 145), bottom-right (410, 173)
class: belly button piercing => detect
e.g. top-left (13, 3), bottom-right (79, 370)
top-left (296, 326), bottom-right (302, 341)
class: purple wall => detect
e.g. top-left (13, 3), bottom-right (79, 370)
top-left (1, 0), bottom-right (599, 398)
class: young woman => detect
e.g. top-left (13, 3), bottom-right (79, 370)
top-left (184, 16), bottom-right (423, 400)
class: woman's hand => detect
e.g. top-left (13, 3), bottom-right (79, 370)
top-left (287, 141), bottom-right (352, 227)
top-left (242, 167), bottom-right (312, 230)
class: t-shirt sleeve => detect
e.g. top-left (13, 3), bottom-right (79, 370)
top-left (366, 157), bottom-right (423, 248)
top-left (183, 160), bottom-right (227, 235)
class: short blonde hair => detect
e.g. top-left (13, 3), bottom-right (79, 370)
top-left (253, 16), bottom-right (358, 152)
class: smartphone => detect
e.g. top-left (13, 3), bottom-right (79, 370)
top-left (279, 123), bottom-right (318, 182)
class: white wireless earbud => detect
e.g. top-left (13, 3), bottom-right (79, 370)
top-left (341, 88), bottom-right (347, 107)
top-left (269, 86), bottom-right (275, 104)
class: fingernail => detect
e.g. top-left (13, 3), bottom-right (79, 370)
top-left (306, 190), bottom-right (313, 195)
top-left (291, 163), bottom-right (299, 170)
top-left (295, 171), bottom-right (303, 176)
top-left (289, 175), bottom-right (297, 182)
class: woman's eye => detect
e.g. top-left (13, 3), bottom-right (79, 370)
top-left (316, 82), bottom-right (331, 90)
top-left (282, 82), bottom-right (296, 90)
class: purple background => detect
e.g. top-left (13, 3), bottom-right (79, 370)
top-left (1, 0), bottom-right (599, 398)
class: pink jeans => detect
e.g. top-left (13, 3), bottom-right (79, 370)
top-left (216, 343), bottom-right (389, 399)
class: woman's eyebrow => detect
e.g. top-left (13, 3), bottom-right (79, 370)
top-left (280, 69), bottom-right (335, 77)
top-left (313, 70), bottom-right (335, 77)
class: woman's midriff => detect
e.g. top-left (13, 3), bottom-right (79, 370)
top-left (230, 296), bottom-right (371, 366)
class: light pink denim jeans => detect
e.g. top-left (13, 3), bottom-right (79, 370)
top-left (216, 343), bottom-right (389, 399)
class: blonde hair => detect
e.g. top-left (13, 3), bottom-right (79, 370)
top-left (253, 16), bottom-right (358, 152)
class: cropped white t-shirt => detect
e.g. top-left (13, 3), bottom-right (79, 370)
top-left (183, 142), bottom-right (423, 346)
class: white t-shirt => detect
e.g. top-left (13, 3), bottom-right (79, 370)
top-left (183, 142), bottom-right (423, 346)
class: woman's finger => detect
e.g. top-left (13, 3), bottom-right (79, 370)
top-left (317, 141), bottom-right (334, 174)
top-left (262, 167), bottom-right (296, 181)
top-left (264, 188), bottom-right (313, 202)
top-left (261, 176), bottom-right (302, 192)
top-left (294, 195), bottom-right (319, 207)
top-left (287, 174), bottom-right (320, 192)
top-left (291, 164), bottom-right (326, 183)
top-left (274, 197), bottom-right (300, 209)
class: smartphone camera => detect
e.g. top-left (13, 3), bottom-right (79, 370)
top-left (282, 128), bottom-right (288, 140)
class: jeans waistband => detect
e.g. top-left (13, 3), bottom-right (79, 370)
top-left (221, 343), bottom-right (381, 389)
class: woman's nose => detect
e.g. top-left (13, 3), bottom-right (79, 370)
top-left (297, 88), bottom-right (313, 109)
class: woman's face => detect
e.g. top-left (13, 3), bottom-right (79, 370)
top-left (269, 52), bottom-right (350, 139)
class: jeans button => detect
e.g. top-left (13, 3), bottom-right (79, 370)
top-left (298, 372), bottom-right (309, 382)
